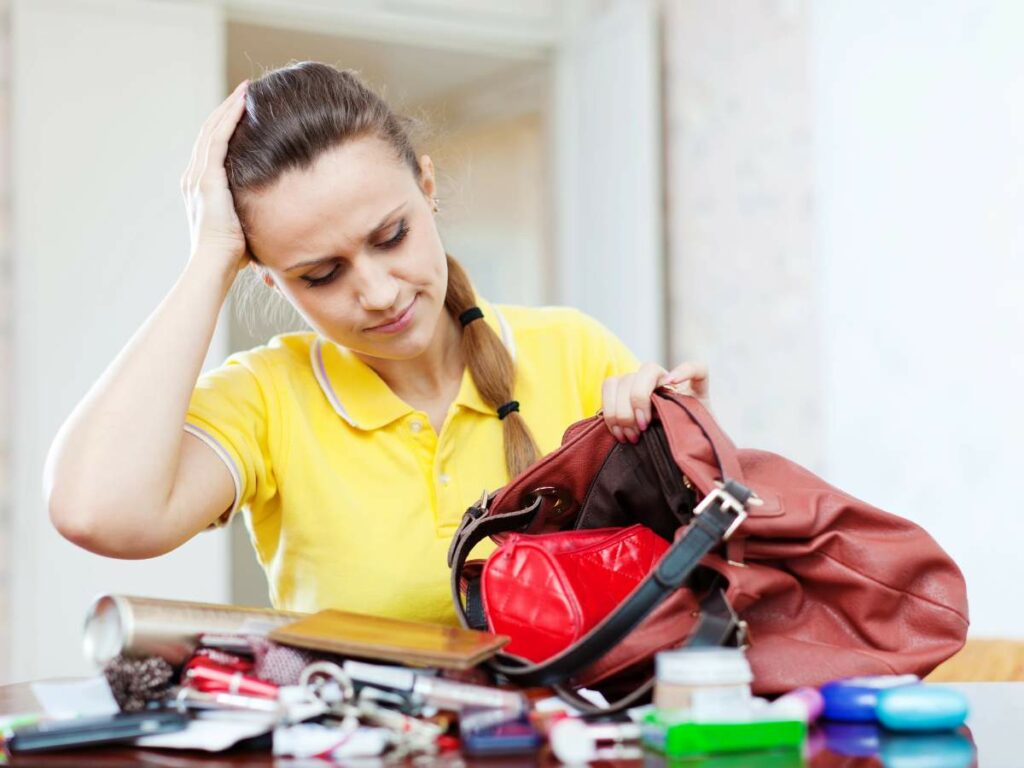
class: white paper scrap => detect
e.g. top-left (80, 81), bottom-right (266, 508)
top-left (30, 677), bottom-right (119, 718)
top-left (136, 716), bottom-right (276, 752)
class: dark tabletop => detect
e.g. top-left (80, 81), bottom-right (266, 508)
top-left (0, 680), bottom-right (1017, 766)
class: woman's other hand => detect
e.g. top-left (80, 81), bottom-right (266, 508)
top-left (601, 361), bottom-right (710, 443)
top-left (181, 79), bottom-right (252, 274)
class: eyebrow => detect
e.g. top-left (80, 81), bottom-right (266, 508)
top-left (283, 203), bottom-right (406, 272)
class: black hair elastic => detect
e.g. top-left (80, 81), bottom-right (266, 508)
top-left (497, 400), bottom-right (520, 420)
top-left (459, 307), bottom-right (484, 327)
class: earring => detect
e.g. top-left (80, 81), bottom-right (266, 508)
top-left (261, 272), bottom-right (275, 289)
top-left (432, 197), bottom-right (440, 213)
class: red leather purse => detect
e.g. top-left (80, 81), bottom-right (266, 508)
top-left (448, 390), bottom-right (969, 710)
top-left (482, 524), bottom-right (669, 663)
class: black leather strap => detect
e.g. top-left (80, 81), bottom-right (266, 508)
top-left (484, 486), bottom-right (748, 687)
top-left (537, 586), bottom-right (739, 716)
top-left (464, 577), bottom-right (487, 631)
top-left (449, 498), bottom-right (542, 626)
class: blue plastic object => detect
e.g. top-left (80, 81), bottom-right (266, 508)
top-left (821, 722), bottom-right (883, 757)
top-left (876, 685), bottom-right (969, 732)
top-left (821, 675), bottom-right (920, 722)
top-left (880, 731), bottom-right (975, 768)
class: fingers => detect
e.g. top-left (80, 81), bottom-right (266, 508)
top-left (181, 80), bottom-right (248, 194)
top-left (601, 362), bottom-right (666, 444)
top-left (660, 360), bottom-right (710, 398)
top-left (203, 81), bottom-right (249, 177)
top-left (627, 363), bottom-right (666, 433)
top-left (601, 377), bottom-right (625, 443)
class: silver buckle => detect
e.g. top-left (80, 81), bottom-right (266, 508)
top-left (693, 482), bottom-right (760, 541)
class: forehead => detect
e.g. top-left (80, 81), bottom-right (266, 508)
top-left (242, 135), bottom-right (416, 267)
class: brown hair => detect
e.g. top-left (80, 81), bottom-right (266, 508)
top-left (225, 61), bottom-right (540, 478)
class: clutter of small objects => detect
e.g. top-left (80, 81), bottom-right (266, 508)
top-left (0, 594), bottom-right (975, 765)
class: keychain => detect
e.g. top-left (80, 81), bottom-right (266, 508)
top-left (298, 662), bottom-right (443, 756)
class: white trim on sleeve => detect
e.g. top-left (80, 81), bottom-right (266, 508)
top-left (184, 423), bottom-right (243, 527)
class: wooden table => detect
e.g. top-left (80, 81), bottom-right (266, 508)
top-left (0, 680), bottom-right (1019, 765)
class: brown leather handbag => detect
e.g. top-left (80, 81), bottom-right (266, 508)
top-left (448, 390), bottom-right (969, 709)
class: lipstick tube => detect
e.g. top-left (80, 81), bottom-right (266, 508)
top-left (184, 657), bottom-right (279, 699)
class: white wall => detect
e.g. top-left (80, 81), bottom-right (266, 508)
top-left (430, 112), bottom-right (549, 307)
top-left (813, 0), bottom-right (1024, 636)
top-left (10, 0), bottom-right (231, 681)
top-left (662, 0), bottom-right (819, 470)
top-left (553, 0), bottom-right (664, 363)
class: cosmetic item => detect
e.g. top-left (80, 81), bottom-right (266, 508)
top-left (772, 687), bottom-right (824, 723)
top-left (341, 660), bottom-right (526, 712)
top-left (875, 685), bottom-right (969, 732)
top-left (460, 711), bottom-right (542, 756)
top-left (879, 731), bottom-right (975, 768)
top-left (821, 722), bottom-right (882, 758)
top-left (193, 647), bottom-right (255, 670)
top-left (549, 719), bottom-right (643, 763)
top-left (83, 595), bottom-right (306, 666)
top-left (273, 723), bottom-right (391, 759)
top-left (821, 675), bottom-right (920, 722)
top-left (172, 687), bottom-right (284, 715)
top-left (654, 647), bottom-right (753, 720)
top-left (183, 656), bottom-right (279, 699)
top-left (641, 710), bottom-right (806, 758)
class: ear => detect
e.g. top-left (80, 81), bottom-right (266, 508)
top-left (417, 154), bottom-right (437, 201)
top-left (249, 262), bottom-right (276, 289)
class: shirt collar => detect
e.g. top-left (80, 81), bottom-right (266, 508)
top-left (311, 295), bottom-right (515, 431)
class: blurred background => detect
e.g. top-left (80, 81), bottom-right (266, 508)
top-left (1, 0), bottom-right (1021, 681)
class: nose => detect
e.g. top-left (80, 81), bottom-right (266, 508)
top-left (351, 255), bottom-right (400, 313)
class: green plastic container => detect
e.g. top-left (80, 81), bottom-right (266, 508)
top-left (642, 711), bottom-right (807, 758)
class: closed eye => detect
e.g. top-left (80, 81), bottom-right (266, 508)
top-left (378, 219), bottom-right (410, 250)
top-left (301, 263), bottom-right (343, 288)
top-left (300, 219), bottom-right (410, 289)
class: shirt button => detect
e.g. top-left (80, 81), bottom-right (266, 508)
top-left (439, 473), bottom-right (451, 486)
top-left (410, 420), bottom-right (423, 433)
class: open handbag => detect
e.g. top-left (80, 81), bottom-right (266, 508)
top-left (448, 390), bottom-right (969, 712)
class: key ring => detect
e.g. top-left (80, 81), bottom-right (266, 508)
top-left (297, 661), bottom-right (443, 756)
top-left (298, 662), bottom-right (360, 739)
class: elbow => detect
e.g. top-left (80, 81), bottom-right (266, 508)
top-left (47, 488), bottom-right (170, 560)
top-left (43, 440), bottom-right (103, 551)
top-left (47, 487), bottom-right (108, 554)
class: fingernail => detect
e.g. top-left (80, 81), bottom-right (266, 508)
top-left (625, 428), bottom-right (639, 444)
top-left (611, 426), bottom-right (625, 442)
top-left (635, 409), bottom-right (648, 431)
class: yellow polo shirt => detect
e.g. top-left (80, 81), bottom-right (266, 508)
top-left (185, 299), bottom-right (639, 624)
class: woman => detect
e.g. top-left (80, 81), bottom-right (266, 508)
top-left (45, 62), bottom-right (709, 625)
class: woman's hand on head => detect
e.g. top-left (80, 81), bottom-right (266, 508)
top-left (181, 79), bottom-right (252, 275)
top-left (601, 361), bottom-right (710, 443)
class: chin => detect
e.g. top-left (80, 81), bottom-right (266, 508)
top-left (343, 326), bottom-right (435, 361)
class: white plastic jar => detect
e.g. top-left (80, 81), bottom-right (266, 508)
top-left (654, 647), bottom-right (753, 721)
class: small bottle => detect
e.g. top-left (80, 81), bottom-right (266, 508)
top-left (654, 647), bottom-right (753, 721)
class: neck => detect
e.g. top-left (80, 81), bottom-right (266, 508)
top-left (356, 307), bottom-right (465, 402)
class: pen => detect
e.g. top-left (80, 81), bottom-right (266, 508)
top-left (342, 661), bottom-right (525, 712)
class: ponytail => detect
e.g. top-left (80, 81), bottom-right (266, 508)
top-left (444, 255), bottom-right (540, 479)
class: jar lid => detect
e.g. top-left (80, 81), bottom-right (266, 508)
top-left (655, 647), bottom-right (753, 685)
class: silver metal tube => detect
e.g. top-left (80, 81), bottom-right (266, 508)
top-left (83, 594), bottom-right (307, 666)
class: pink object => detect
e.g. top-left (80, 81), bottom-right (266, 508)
top-left (775, 687), bottom-right (825, 722)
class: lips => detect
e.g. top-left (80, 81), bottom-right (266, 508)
top-left (367, 295), bottom-right (417, 333)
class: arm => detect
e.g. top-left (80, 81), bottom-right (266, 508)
top-left (45, 79), bottom-right (253, 558)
